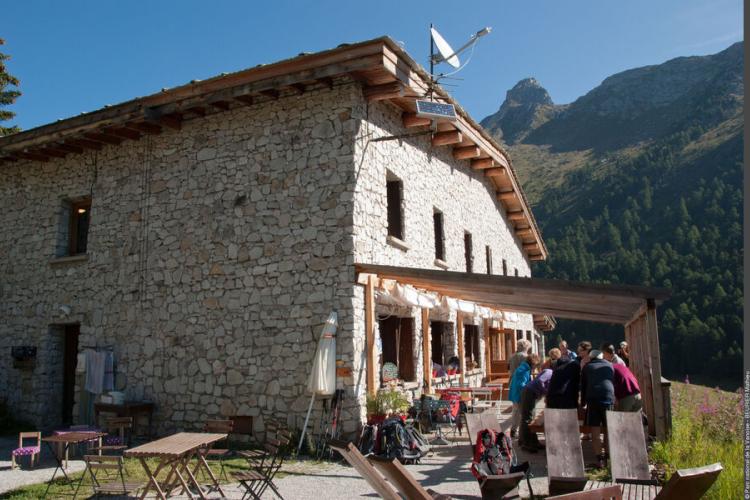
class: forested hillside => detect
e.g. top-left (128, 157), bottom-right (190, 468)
top-left (482, 42), bottom-right (743, 387)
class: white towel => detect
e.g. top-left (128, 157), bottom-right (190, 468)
top-left (85, 350), bottom-right (106, 394)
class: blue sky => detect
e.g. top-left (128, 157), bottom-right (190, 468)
top-left (3, 0), bottom-right (743, 131)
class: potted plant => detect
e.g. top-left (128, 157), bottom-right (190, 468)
top-left (366, 386), bottom-right (411, 424)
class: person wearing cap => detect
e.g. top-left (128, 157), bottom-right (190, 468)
top-left (580, 348), bottom-right (615, 467)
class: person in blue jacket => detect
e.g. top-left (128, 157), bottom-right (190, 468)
top-left (508, 353), bottom-right (540, 438)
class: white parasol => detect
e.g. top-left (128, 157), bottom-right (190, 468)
top-left (297, 311), bottom-right (337, 454)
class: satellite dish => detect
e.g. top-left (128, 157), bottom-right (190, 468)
top-left (430, 27), bottom-right (460, 69)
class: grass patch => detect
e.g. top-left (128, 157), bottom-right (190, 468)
top-left (650, 381), bottom-right (742, 499)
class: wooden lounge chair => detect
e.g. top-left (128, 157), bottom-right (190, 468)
top-left (480, 411), bottom-right (501, 433)
top-left (546, 485), bottom-right (623, 499)
top-left (465, 413), bottom-right (484, 447)
top-left (544, 409), bottom-right (588, 495)
top-left (653, 462), bottom-right (722, 500)
top-left (327, 440), bottom-right (401, 500)
top-left (367, 456), bottom-right (453, 499)
top-left (605, 411), bottom-right (657, 485)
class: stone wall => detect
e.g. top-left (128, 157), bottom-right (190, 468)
top-left (349, 95), bottom-right (535, 416)
top-left (0, 81), bottom-right (363, 434)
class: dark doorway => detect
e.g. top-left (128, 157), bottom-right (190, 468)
top-left (62, 324), bottom-right (80, 424)
top-left (378, 317), bottom-right (416, 382)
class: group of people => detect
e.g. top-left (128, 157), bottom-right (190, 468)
top-left (507, 338), bottom-right (641, 467)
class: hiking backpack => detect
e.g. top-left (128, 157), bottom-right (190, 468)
top-left (404, 424), bottom-right (431, 456)
top-left (380, 417), bottom-right (423, 464)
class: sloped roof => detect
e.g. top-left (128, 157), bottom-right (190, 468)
top-left (0, 36), bottom-right (546, 260)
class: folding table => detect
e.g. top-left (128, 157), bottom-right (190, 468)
top-left (41, 431), bottom-right (106, 499)
top-left (124, 432), bottom-right (227, 499)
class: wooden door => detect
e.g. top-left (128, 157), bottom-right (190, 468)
top-left (62, 324), bottom-right (80, 424)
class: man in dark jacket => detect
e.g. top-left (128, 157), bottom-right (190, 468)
top-left (546, 357), bottom-right (580, 409)
top-left (580, 349), bottom-right (615, 466)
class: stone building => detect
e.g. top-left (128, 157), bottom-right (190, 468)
top-left (0, 37), bottom-right (550, 436)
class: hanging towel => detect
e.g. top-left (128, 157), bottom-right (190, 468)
top-left (103, 351), bottom-right (115, 392)
top-left (85, 350), bottom-right (106, 394)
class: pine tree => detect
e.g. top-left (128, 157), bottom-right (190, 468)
top-left (0, 38), bottom-right (21, 136)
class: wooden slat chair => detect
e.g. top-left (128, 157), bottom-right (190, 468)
top-left (202, 419), bottom-right (234, 481)
top-left (11, 431), bottom-right (40, 469)
top-left (547, 485), bottom-right (623, 499)
top-left (91, 417), bottom-right (132, 455)
top-left (327, 440), bottom-right (401, 500)
top-left (545, 409), bottom-right (589, 495)
top-left (233, 426), bottom-right (291, 500)
top-left (73, 455), bottom-right (141, 498)
top-left (653, 462), bottom-right (722, 500)
top-left (237, 418), bottom-right (280, 463)
top-left (605, 411), bottom-right (657, 486)
top-left (367, 455), bottom-right (453, 499)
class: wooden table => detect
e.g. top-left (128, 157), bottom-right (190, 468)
top-left (124, 432), bottom-right (227, 499)
top-left (94, 401), bottom-right (154, 438)
top-left (41, 431), bottom-right (106, 499)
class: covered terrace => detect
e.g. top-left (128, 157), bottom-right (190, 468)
top-left (355, 263), bottom-right (672, 441)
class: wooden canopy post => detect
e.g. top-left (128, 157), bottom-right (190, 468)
top-left (646, 299), bottom-right (667, 440)
top-left (422, 308), bottom-right (432, 394)
top-left (365, 275), bottom-right (376, 396)
top-left (483, 318), bottom-right (491, 382)
top-left (457, 314), bottom-right (465, 385)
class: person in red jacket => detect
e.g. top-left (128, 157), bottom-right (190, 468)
top-left (612, 362), bottom-right (642, 412)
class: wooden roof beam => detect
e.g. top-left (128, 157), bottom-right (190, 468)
top-left (497, 190), bottom-right (516, 202)
top-left (364, 81), bottom-right (403, 102)
top-left (66, 138), bottom-right (103, 150)
top-left (453, 146), bottom-right (481, 160)
top-left (83, 132), bottom-right (123, 145)
top-left (402, 112), bottom-right (431, 128)
top-left (17, 151), bottom-right (50, 162)
top-left (471, 157), bottom-right (494, 169)
top-left (290, 83), bottom-right (306, 94)
top-left (507, 210), bottom-right (525, 222)
top-left (317, 76), bottom-right (334, 89)
top-left (432, 130), bottom-right (462, 147)
top-left (144, 109), bottom-right (182, 130)
top-left (522, 242), bottom-right (538, 250)
top-left (39, 148), bottom-right (67, 159)
top-left (210, 100), bottom-right (231, 110)
top-left (102, 126), bottom-right (142, 141)
top-left (485, 166), bottom-right (506, 178)
top-left (0, 155), bottom-right (18, 162)
top-left (187, 106), bottom-right (207, 116)
top-left (516, 228), bottom-right (533, 238)
top-left (261, 89), bottom-right (280, 100)
top-left (234, 94), bottom-right (254, 106)
top-left (128, 122), bottom-right (163, 135)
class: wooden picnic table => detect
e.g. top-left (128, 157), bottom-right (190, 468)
top-left (124, 432), bottom-right (227, 499)
top-left (41, 431), bottom-right (106, 499)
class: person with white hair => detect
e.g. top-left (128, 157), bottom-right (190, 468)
top-left (507, 339), bottom-right (532, 437)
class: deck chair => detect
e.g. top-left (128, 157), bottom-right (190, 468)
top-left (367, 455), bottom-right (453, 499)
top-left (654, 462), bottom-right (722, 500)
top-left (327, 440), bottom-right (401, 500)
top-left (480, 411), bottom-right (502, 433)
top-left (73, 455), bottom-right (140, 498)
top-left (605, 411), bottom-right (657, 485)
top-left (202, 419), bottom-right (234, 480)
top-left (545, 409), bottom-right (588, 495)
top-left (233, 426), bottom-right (291, 500)
top-left (476, 472), bottom-right (527, 500)
top-left (546, 485), bottom-right (623, 499)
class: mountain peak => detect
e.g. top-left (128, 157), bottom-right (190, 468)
top-left (479, 78), bottom-right (558, 144)
top-left (505, 78), bottom-right (554, 107)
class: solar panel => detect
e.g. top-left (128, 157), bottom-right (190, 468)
top-left (415, 100), bottom-right (457, 121)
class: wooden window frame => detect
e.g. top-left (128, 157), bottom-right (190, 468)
top-left (386, 176), bottom-right (404, 240)
top-left (68, 197), bottom-right (92, 256)
top-left (433, 210), bottom-right (445, 261)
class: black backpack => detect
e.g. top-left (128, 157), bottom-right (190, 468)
top-left (358, 424), bottom-right (378, 456)
top-left (404, 424), bottom-right (431, 457)
top-left (380, 417), bottom-right (423, 464)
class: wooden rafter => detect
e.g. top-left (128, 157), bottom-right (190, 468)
top-left (187, 106), bottom-right (207, 116)
top-left (484, 167), bottom-right (506, 178)
top-left (402, 112), bottom-right (431, 128)
top-left (507, 210), bottom-right (525, 222)
top-left (234, 95), bottom-right (254, 106)
top-left (497, 190), bottom-right (515, 202)
top-left (66, 138), bottom-right (103, 150)
top-left (363, 81), bottom-right (403, 102)
top-left (290, 83), bottom-right (306, 94)
top-left (128, 122), bottom-right (163, 135)
top-left (431, 130), bottom-right (462, 147)
top-left (102, 126), bottom-right (142, 141)
top-left (471, 158), bottom-right (494, 169)
top-left (452, 146), bottom-right (481, 160)
top-left (210, 101), bottom-right (231, 110)
top-left (17, 151), bottom-right (50, 162)
top-left (260, 89), bottom-right (280, 100)
top-left (39, 148), bottom-right (67, 159)
top-left (317, 76), bottom-right (334, 89)
top-left (83, 132), bottom-right (123, 145)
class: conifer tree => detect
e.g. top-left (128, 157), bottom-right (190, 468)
top-left (0, 38), bottom-right (21, 136)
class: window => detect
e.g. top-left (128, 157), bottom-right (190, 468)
top-left (60, 197), bottom-right (91, 256)
top-left (514, 268), bottom-right (519, 277)
top-left (430, 321), bottom-right (452, 366)
top-left (502, 259), bottom-right (507, 276)
top-left (464, 232), bottom-right (473, 272)
top-left (433, 210), bottom-right (445, 261)
top-left (485, 246), bottom-right (492, 275)
top-left (379, 316), bottom-right (415, 382)
top-left (386, 175), bottom-right (404, 240)
top-left (464, 324), bottom-right (481, 369)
